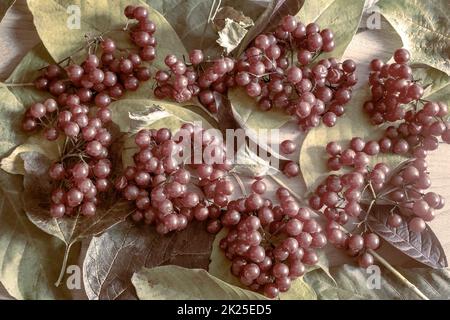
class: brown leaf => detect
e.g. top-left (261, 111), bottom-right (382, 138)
top-left (0, 0), bottom-right (15, 23)
top-left (214, 92), bottom-right (239, 134)
top-left (83, 220), bottom-right (214, 300)
top-left (367, 205), bottom-right (448, 269)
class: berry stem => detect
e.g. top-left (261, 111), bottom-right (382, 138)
top-left (231, 172), bottom-right (247, 197)
top-left (199, 0), bottom-right (220, 49)
top-left (3, 82), bottom-right (35, 87)
top-left (367, 248), bottom-right (430, 300)
top-left (55, 242), bottom-right (73, 287)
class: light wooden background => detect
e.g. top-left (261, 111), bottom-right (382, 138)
top-left (0, 0), bottom-right (449, 299)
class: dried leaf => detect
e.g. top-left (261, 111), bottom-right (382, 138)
top-left (299, 86), bottom-right (406, 191)
top-left (132, 265), bottom-right (268, 300)
top-left (232, 144), bottom-right (277, 177)
top-left (0, 0), bottom-right (15, 23)
top-left (0, 171), bottom-right (74, 300)
top-left (0, 85), bottom-right (26, 159)
top-left (209, 228), bottom-right (317, 300)
top-left (297, 0), bottom-right (366, 58)
top-left (5, 43), bottom-right (54, 106)
top-left (109, 98), bottom-right (218, 167)
top-left (216, 18), bottom-right (251, 54)
top-left (378, 0), bottom-right (450, 75)
top-left (296, 0), bottom-right (334, 22)
top-left (83, 221), bottom-right (214, 300)
top-left (1, 135), bottom-right (61, 175)
top-left (0, 283), bottom-right (14, 300)
top-left (236, 0), bottom-right (305, 57)
top-left (229, 87), bottom-right (292, 131)
top-left (304, 264), bottom-right (450, 299)
top-left (367, 205), bottom-right (447, 269)
top-left (110, 99), bottom-right (217, 133)
top-left (27, 0), bottom-right (187, 100)
top-left (213, 6), bottom-right (254, 30)
top-left (214, 92), bottom-right (240, 134)
top-left (128, 106), bottom-right (172, 133)
top-left (412, 66), bottom-right (450, 105)
top-left (20, 152), bottom-right (134, 287)
top-left (145, 0), bottom-right (267, 57)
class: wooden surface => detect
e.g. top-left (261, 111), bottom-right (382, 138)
top-left (0, 0), bottom-right (449, 298)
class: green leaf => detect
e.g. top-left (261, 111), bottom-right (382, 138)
top-left (132, 265), bottom-right (268, 300)
top-left (0, 171), bottom-right (72, 300)
top-left (0, 0), bottom-right (15, 23)
top-left (83, 221), bottom-right (214, 300)
top-left (299, 86), bottom-right (406, 191)
top-left (304, 264), bottom-right (450, 299)
top-left (378, 0), bottom-right (450, 75)
top-left (297, 0), bottom-right (366, 59)
top-left (208, 228), bottom-right (317, 300)
top-left (5, 43), bottom-right (54, 106)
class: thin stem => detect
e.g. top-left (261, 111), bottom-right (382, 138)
top-left (3, 82), bottom-right (35, 87)
top-left (199, 0), bottom-right (219, 49)
top-left (55, 243), bottom-right (72, 287)
top-left (211, 0), bottom-right (222, 22)
top-left (368, 181), bottom-right (377, 199)
top-left (231, 172), bottom-right (247, 197)
top-left (247, 71), bottom-right (278, 78)
top-left (367, 249), bottom-right (430, 300)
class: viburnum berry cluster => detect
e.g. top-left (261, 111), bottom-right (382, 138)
top-left (48, 113), bottom-right (113, 217)
top-left (219, 185), bottom-right (326, 298)
top-left (152, 15), bottom-right (357, 131)
top-left (21, 5), bottom-right (156, 217)
top-left (32, 7), bottom-right (155, 111)
top-left (154, 51), bottom-right (235, 113)
top-left (234, 15), bottom-right (357, 131)
top-left (115, 123), bottom-right (234, 234)
top-left (310, 48), bottom-right (449, 269)
top-left (13, 0), bottom-right (449, 300)
top-left (364, 48), bottom-right (450, 154)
